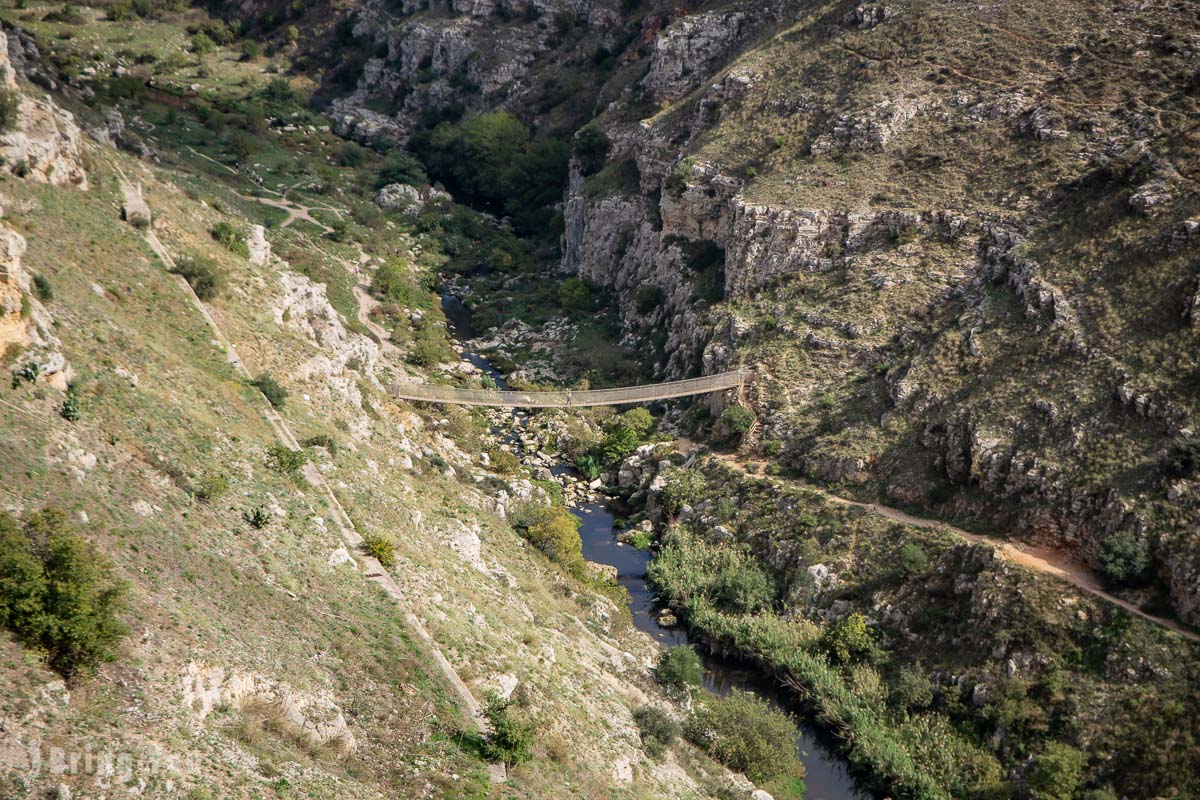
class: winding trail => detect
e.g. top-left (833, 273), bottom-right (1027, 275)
top-left (117, 174), bottom-right (507, 780)
top-left (700, 448), bottom-right (1200, 644)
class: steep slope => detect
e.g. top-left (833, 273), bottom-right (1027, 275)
top-left (0, 12), bottom-right (745, 798)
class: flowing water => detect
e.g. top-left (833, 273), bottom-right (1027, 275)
top-left (442, 294), bottom-right (869, 800)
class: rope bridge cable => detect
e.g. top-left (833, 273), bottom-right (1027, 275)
top-left (390, 370), bottom-right (753, 408)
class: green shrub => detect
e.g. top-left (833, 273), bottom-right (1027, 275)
top-left (407, 326), bottom-right (455, 367)
top-left (191, 31), bottom-right (216, 56)
top-left (210, 221), bottom-right (249, 258)
top-left (0, 510), bottom-right (129, 678)
top-left (1028, 742), bottom-right (1086, 800)
top-left (265, 444), bottom-right (306, 478)
top-left (301, 434), bottom-right (337, 454)
top-left (896, 543), bottom-right (928, 579)
top-left (761, 439), bottom-right (783, 456)
top-left (482, 694), bottom-right (536, 768)
top-left (658, 468), bottom-right (705, 517)
top-left (1163, 438), bottom-right (1200, 478)
top-left (556, 277), bottom-right (593, 313)
top-left (719, 405), bottom-right (755, 436)
top-left (0, 87), bottom-right (18, 133)
top-left (106, 0), bottom-right (133, 20)
top-left (1098, 531), bottom-right (1150, 587)
top-left (243, 506), bottom-right (270, 529)
top-left (59, 384), bottom-right (80, 422)
top-left (253, 373), bottom-right (288, 408)
top-left (375, 151), bottom-right (427, 188)
top-left (486, 448), bottom-right (520, 475)
top-left (336, 141), bottom-right (367, 167)
top-left (627, 531), bottom-right (653, 550)
top-left (711, 557), bottom-right (774, 614)
top-left (684, 689), bottom-right (803, 784)
top-left (573, 126), bottom-right (610, 175)
top-left (239, 40), bottom-right (261, 61)
top-left (655, 645), bottom-right (702, 696)
top-left (32, 274), bottom-right (52, 302)
top-left (171, 255), bottom-right (224, 301)
top-left (522, 506), bottom-right (582, 564)
top-left (575, 453), bottom-right (602, 480)
top-left (889, 665), bottom-right (934, 711)
top-left (821, 612), bottom-right (877, 664)
top-left (633, 706), bottom-right (679, 759)
top-left (193, 473), bottom-right (229, 503)
top-left (361, 534), bottom-right (395, 568)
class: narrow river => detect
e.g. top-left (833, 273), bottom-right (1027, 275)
top-left (442, 295), bottom-right (869, 800)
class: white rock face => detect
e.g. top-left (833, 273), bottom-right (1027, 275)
top-left (643, 12), bottom-right (749, 103)
top-left (0, 31), bottom-right (87, 189)
top-left (180, 662), bottom-right (356, 754)
top-left (0, 225), bottom-right (69, 389)
top-left (247, 224), bottom-right (271, 266)
top-left (274, 271), bottom-right (380, 391)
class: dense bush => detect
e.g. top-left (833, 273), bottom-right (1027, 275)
top-left (889, 665), bottom-right (934, 711)
top-left (0, 510), bottom-right (129, 678)
top-left (1163, 437), bottom-right (1200, 478)
top-left (210, 221), bottom-right (250, 258)
top-left (896, 543), bottom-right (928, 580)
top-left (821, 612), bottom-right (878, 664)
top-left (655, 645), bottom-right (702, 696)
top-left (406, 326), bottom-right (455, 367)
top-left (253, 373), bottom-right (288, 408)
top-left (32, 274), bottom-right (53, 303)
top-left (171, 255), bottom-right (224, 301)
top-left (375, 150), bottom-right (428, 189)
top-left (193, 473), bottom-right (229, 503)
top-left (301, 434), bottom-right (338, 454)
top-left (59, 384), bottom-right (80, 422)
top-left (1028, 742), bottom-right (1086, 800)
top-left (573, 126), bottom-right (610, 176)
top-left (361, 534), bottom-right (395, 568)
top-left (265, 444), bottom-right (306, 478)
top-left (556, 277), bottom-right (593, 313)
top-left (242, 505), bottom-right (270, 529)
top-left (482, 694), bottom-right (536, 768)
top-left (635, 285), bottom-right (664, 315)
top-left (486, 448), bottom-right (520, 475)
top-left (684, 689), bottom-right (803, 784)
top-left (1098, 531), bottom-right (1150, 587)
top-left (370, 259), bottom-right (430, 307)
top-left (719, 405), bottom-right (755, 437)
top-left (593, 408), bottom-right (656, 465)
top-left (522, 506), bottom-right (582, 564)
top-left (658, 467), bottom-right (705, 518)
top-left (633, 705), bottom-right (679, 759)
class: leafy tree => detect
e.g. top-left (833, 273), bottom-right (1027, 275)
top-left (482, 694), bottom-right (536, 768)
top-left (523, 506), bottom-right (582, 564)
top-left (1163, 438), bottom-right (1200, 478)
top-left (1099, 531), bottom-right (1150, 587)
top-left (711, 556), bottom-right (774, 614)
top-left (0, 511), bottom-right (129, 678)
top-left (265, 444), bottom-right (306, 478)
top-left (191, 31), bottom-right (216, 56)
top-left (374, 151), bottom-right (428, 189)
top-left (655, 645), bottom-right (702, 696)
top-left (684, 689), bottom-right (803, 784)
top-left (618, 408), bottom-right (654, 438)
top-left (1028, 742), bottom-right (1086, 800)
top-left (821, 612), bottom-right (877, 664)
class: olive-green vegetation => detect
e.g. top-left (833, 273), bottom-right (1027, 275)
top-left (0, 509), bottom-right (129, 678)
top-left (646, 461), bottom-right (1200, 798)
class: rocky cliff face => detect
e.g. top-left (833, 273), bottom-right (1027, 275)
top-left (0, 30), bottom-right (87, 189)
top-left (317, 0), bottom-right (1200, 623)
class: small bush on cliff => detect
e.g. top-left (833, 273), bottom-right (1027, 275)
top-left (655, 645), bottom-right (702, 696)
top-left (171, 255), bottom-right (224, 301)
top-left (522, 506), bottom-right (582, 564)
top-left (210, 221), bottom-right (249, 258)
top-left (481, 694), bottom-right (536, 769)
top-left (253, 373), bottom-right (288, 408)
top-left (633, 706), bottom-right (679, 759)
top-left (361, 535), bottom-right (395, 568)
top-left (265, 444), bottom-right (306, 478)
top-left (573, 126), bottom-right (610, 175)
top-left (0, 88), bottom-right (17, 133)
top-left (658, 468), bottom-right (705, 517)
top-left (896, 543), bottom-right (929, 579)
top-left (719, 405), bottom-right (755, 438)
top-left (684, 689), bottom-right (803, 784)
top-left (0, 510), bottom-right (129, 678)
